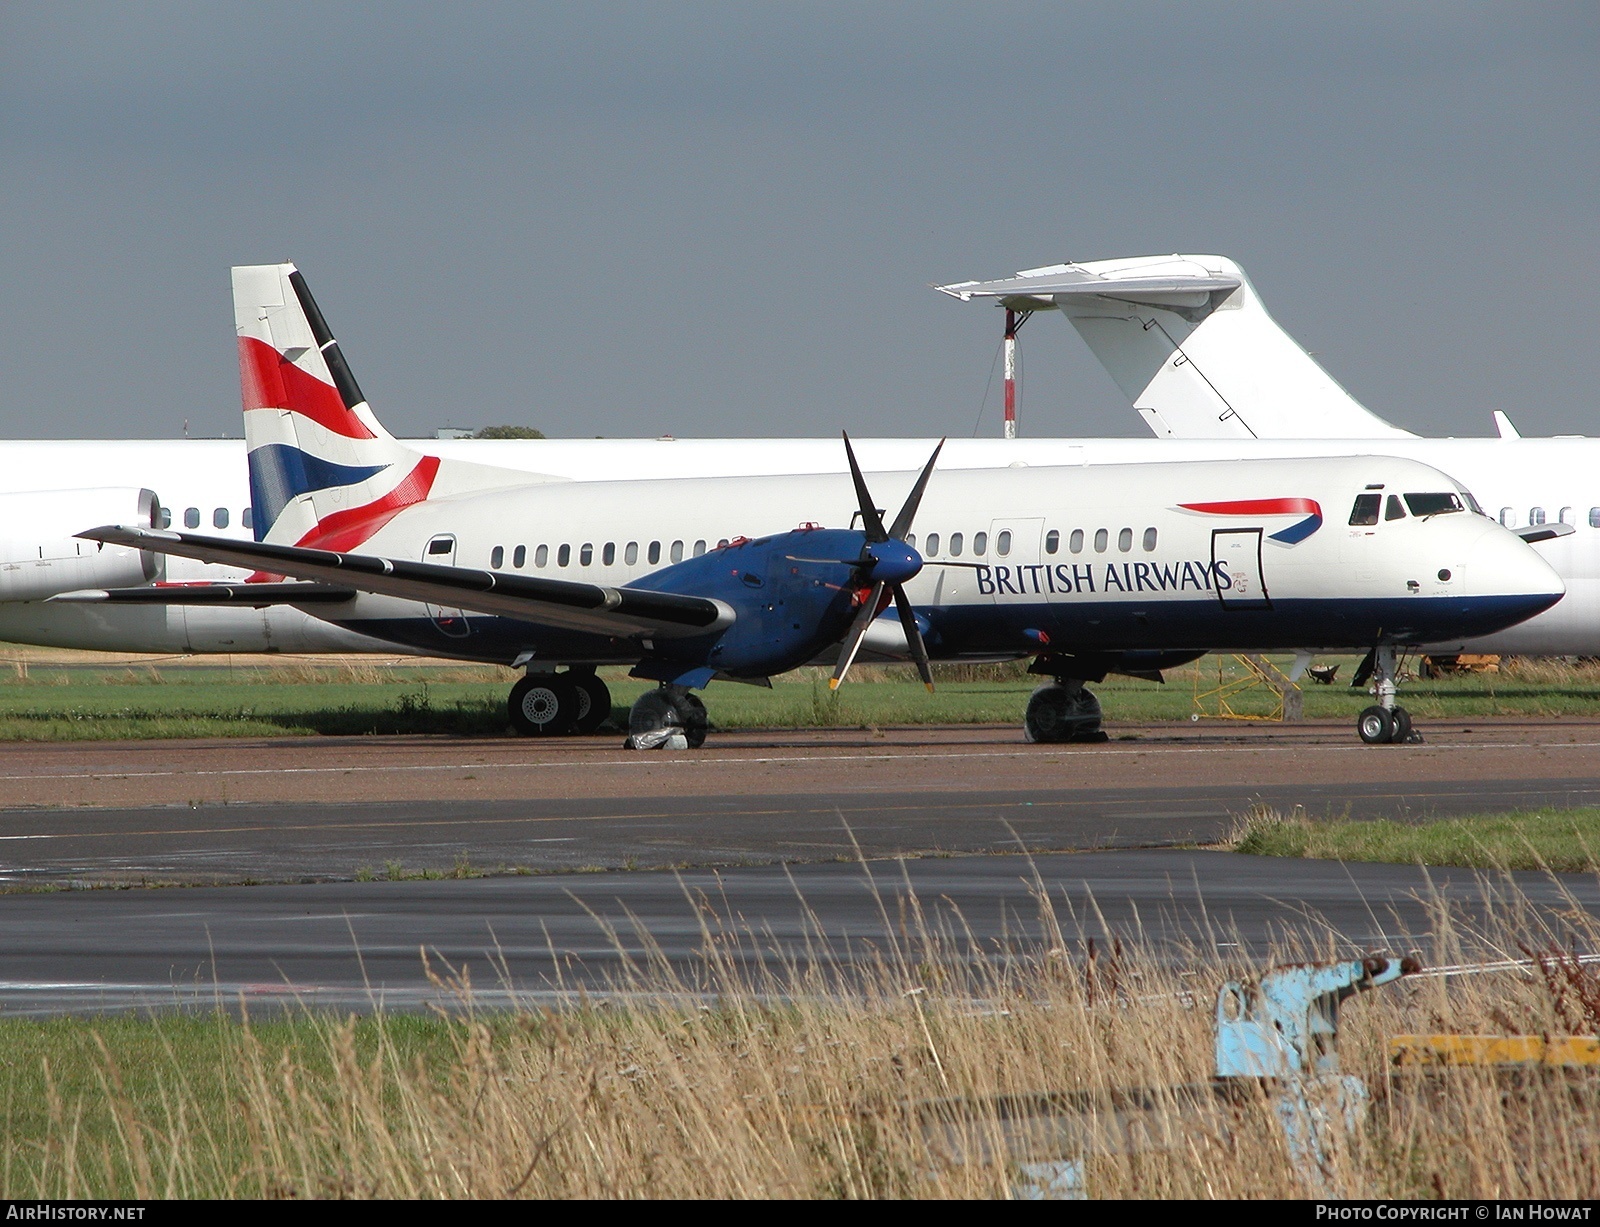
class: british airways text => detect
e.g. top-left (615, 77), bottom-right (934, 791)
top-left (973, 560), bottom-right (1232, 596)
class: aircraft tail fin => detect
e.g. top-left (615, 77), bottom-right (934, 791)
top-left (233, 264), bottom-right (541, 549)
top-left (938, 254), bottom-right (1411, 440)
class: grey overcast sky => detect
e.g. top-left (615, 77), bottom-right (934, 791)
top-left (1, 3), bottom-right (1595, 441)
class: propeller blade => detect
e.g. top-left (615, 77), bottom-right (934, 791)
top-left (829, 581), bottom-right (886, 690)
top-left (842, 432), bottom-right (888, 543)
top-left (891, 582), bottom-right (935, 692)
top-left (887, 439), bottom-right (945, 541)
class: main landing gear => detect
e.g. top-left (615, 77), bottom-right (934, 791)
top-left (624, 685), bottom-right (708, 751)
top-left (508, 668), bottom-right (613, 737)
top-left (1023, 678), bottom-right (1108, 744)
top-left (1353, 645), bottom-right (1422, 745)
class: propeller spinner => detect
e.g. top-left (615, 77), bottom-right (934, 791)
top-left (830, 433), bottom-right (943, 692)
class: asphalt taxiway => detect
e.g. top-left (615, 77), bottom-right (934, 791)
top-left (3, 720), bottom-right (1600, 885)
top-left (1, 850), bottom-right (1592, 1016)
top-left (3, 719), bottom-right (1599, 1014)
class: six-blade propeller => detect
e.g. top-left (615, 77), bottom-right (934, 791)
top-left (830, 433), bottom-right (943, 692)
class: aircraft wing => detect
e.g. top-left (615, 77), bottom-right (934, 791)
top-left (78, 526), bottom-right (734, 640)
top-left (52, 581), bottom-right (357, 606)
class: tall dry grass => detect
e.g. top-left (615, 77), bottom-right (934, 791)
top-left (6, 864), bottom-right (1600, 1198)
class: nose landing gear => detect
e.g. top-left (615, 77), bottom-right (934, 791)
top-left (1353, 646), bottom-right (1422, 745)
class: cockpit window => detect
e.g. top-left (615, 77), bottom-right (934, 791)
top-left (1403, 492), bottom-right (1464, 518)
top-left (1349, 493), bottom-right (1381, 526)
top-left (1385, 495), bottom-right (1407, 521)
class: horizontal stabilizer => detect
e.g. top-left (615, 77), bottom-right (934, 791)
top-left (937, 266), bottom-right (1241, 309)
top-left (50, 582), bottom-right (356, 606)
top-left (79, 526), bottom-right (735, 640)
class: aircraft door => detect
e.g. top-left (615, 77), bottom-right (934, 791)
top-left (986, 518), bottom-right (1046, 605)
top-left (422, 534), bottom-right (471, 637)
top-left (1212, 527), bottom-right (1271, 610)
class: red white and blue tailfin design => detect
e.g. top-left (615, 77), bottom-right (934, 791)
top-left (234, 263), bottom-right (537, 551)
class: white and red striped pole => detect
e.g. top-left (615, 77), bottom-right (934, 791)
top-left (1002, 308), bottom-right (1019, 439)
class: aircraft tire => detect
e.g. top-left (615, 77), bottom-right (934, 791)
top-left (1357, 705), bottom-right (1394, 745)
top-left (570, 673), bottom-right (613, 735)
top-left (673, 692), bottom-right (709, 749)
top-left (1024, 684), bottom-right (1104, 744)
top-left (509, 674), bottom-right (580, 736)
top-left (626, 690), bottom-right (686, 749)
top-left (1391, 706), bottom-right (1416, 744)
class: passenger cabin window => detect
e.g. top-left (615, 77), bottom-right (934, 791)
top-left (1591, 509), bottom-right (1600, 529)
top-left (213, 507), bottom-right (228, 529)
top-left (625, 542), bottom-right (638, 564)
top-left (1069, 529), bottom-right (1084, 554)
top-left (1385, 495), bottom-right (1406, 521)
top-left (184, 507), bottom-right (200, 529)
top-left (1529, 507), bottom-right (1546, 526)
top-left (925, 533), bottom-right (939, 556)
top-left (648, 541), bottom-right (661, 564)
top-left (490, 546), bottom-right (504, 568)
top-left (157, 507), bottom-right (171, 529)
top-left (1143, 527), bottom-right (1158, 551)
top-left (1403, 493), bottom-right (1463, 517)
top-left (1560, 507), bottom-right (1575, 525)
top-left (997, 530), bottom-right (1012, 556)
top-left (1118, 527), bottom-right (1133, 552)
top-left (671, 540), bottom-right (684, 563)
top-left (1093, 528), bottom-right (1108, 553)
top-left (1500, 508), bottom-right (1516, 528)
top-left (242, 507), bottom-right (253, 531)
top-left (973, 531), bottom-right (987, 555)
top-left (1045, 529), bottom-right (1059, 555)
top-left (693, 540), bottom-right (706, 557)
top-left (1348, 494), bottom-right (1381, 526)
top-left (949, 532), bottom-right (964, 557)
top-left (514, 545), bottom-right (526, 568)
top-left (535, 545), bottom-right (548, 567)
top-left (602, 542), bottom-right (615, 565)
top-left (557, 544), bottom-right (571, 567)
top-left (580, 543), bottom-right (593, 565)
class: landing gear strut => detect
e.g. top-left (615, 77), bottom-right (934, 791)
top-left (1023, 679), bottom-right (1108, 744)
top-left (508, 669), bottom-right (612, 737)
top-left (1354, 645), bottom-right (1422, 745)
top-left (625, 685), bottom-right (708, 750)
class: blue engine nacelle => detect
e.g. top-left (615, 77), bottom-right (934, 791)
top-left (628, 527), bottom-right (874, 683)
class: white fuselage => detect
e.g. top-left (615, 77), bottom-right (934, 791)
top-left (0, 434), bottom-right (1591, 655)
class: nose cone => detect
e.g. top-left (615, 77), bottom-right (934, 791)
top-left (1467, 520), bottom-right (1566, 623)
top-left (865, 539), bottom-right (922, 586)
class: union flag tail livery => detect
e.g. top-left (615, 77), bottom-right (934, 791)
top-left (233, 264), bottom-right (539, 550)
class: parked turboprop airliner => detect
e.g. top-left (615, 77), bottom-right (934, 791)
top-left (74, 265), bottom-right (1563, 747)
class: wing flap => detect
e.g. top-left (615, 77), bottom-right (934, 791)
top-left (78, 527), bottom-right (734, 639)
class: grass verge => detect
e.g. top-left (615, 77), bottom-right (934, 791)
top-left (3, 652), bottom-right (1600, 740)
top-left (1233, 804), bottom-right (1600, 872)
top-left (4, 870), bottom-right (1600, 1197)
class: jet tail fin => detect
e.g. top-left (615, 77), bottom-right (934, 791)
top-left (938, 255), bottom-right (1411, 440)
top-left (233, 264), bottom-right (550, 549)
